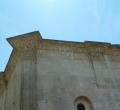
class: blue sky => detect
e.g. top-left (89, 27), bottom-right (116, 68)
top-left (1, 0), bottom-right (120, 71)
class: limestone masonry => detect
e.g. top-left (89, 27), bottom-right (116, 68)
top-left (0, 31), bottom-right (120, 110)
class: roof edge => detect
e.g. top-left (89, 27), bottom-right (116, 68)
top-left (7, 31), bottom-right (42, 49)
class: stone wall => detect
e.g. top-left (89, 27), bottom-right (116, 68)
top-left (0, 31), bottom-right (120, 110)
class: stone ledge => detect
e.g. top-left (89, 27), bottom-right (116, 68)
top-left (7, 31), bottom-right (42, 50)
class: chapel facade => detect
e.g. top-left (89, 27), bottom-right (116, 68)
top-left (0, 31), bottom-right (120, 110)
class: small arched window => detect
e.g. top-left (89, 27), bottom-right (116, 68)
top-left (74, 96), bottom-right (93, 110)
top-left (77, 103), bottom-right (85, 110)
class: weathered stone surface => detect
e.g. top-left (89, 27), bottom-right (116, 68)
top-left (1, 31), bottom-right (120, 110)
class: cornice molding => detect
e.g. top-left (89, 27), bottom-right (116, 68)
top-left (7, 31), bottom-right (42, 50)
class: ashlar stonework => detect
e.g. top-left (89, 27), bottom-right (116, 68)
top-left (0, 31), bottom-right (120, 110)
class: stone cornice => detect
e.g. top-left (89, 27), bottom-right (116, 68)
top-left (40, 39), bottom-right (120, 56)
top-left (1, 31), bottom-right (120, 94)
top-left (7, 31), bottom-right (42, 50)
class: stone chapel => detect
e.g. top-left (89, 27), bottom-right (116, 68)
top-left (0, 31), bottom-right (120, 110)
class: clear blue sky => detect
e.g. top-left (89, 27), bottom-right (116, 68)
top-left (1, 0), bottom-right (120, 71)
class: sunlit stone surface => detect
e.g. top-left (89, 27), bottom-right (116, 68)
top-left (0, 31), bottom-right (120, 110)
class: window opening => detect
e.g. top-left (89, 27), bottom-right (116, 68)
top-left (77, 103), bottom-right (85, 110)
